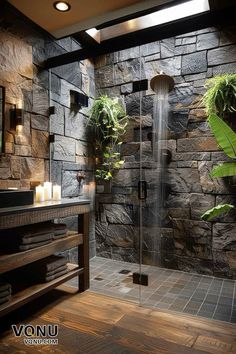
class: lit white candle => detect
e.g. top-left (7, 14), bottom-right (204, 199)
top-left (44, 182), bottom-right (52, 200)
top-left (53, 185), bottom-right (61, 200)
top-left (35, 185), bottom-right (45, 202)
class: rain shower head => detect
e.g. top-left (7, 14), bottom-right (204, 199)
top-left (150, 72), bottom-right (174, 93)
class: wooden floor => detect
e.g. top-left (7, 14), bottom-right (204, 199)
top-left (0, 286), bottom-right (236, 354)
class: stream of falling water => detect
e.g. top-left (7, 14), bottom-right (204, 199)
top-left (152, 79), bottom-right (170, 233)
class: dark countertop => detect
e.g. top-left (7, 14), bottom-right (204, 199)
top-left (0, 198), bottom-right (91, 216)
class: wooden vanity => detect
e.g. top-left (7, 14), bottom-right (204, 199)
top-left (0, 198), bottom-right (90, 317)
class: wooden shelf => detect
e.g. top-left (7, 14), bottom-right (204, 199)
top-left (0, 232), bottom-right (83, 274)
top-left (0, 263), bottom-right (82, 317)
top-left (0, 199), bottom-right (89, 317)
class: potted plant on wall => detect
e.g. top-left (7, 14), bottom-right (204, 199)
top-left (203, 74), bottom-right (236, 120)
top-left (201, 73), bottom-right (236, 221)
top-left (88, 95), bottom-right (128, 188)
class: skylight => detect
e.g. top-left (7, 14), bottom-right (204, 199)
top-left (86, 0), bottom-right (210, 42)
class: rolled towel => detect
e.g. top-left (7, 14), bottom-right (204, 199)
top-left (2, 222), bottom-right (54, 239)
top-left (0, 232), bottom-right (53, 246)
top-left (18, 239), bottom-right (52, 251)
top-left (46, 264), bottom-right (67, 277)
top-left (0, 282), bottom-right (11, 292)
top-left (51, 223), bottom-right (67, 236)
top-left (23, 260), bottom-right (68, 283)
top-left (0, 295), bottom-right (11, 305)
top-left (19, 233), bottom-right (53, 245)
top-left (44, 268), bottom-right (69, 282)
top-left (0, 289), bottom-right (12, 298)
top-left (25, 264), bottom-right (67, 279)
top-left (27, 255), bottom-right (67, 273)
top-left (53, 232), bottom-right (68, 240)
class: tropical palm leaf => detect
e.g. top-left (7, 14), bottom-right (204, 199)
top-left (208, 113), bottom-right (236, 158)
top-left (210, 162), bottom-right (236, 178)
top-left (201, 204), bottom-right (234, 221)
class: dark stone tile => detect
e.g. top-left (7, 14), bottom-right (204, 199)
top-left (200, 302), bottom-right (216, 312)
top-left (199, 277), bottom-right (212, 284)
top-left (156, 302), bottom-right (170, 309)
top-left (213, 313), bottom-right (231, 321)
top-left (205, 294), bottom-right (219, 303)
top-left (183, 308), bottom-right (198, 315)
top-left (197, 311), bottom-right (213, 319)
top-left (168, 288), bottom-right (182, 294)
top-left (230, 316), bottom-right (236, 323)
top-left (218, 297), bottom-right (233, 306)
top-left (186, 300), bottom-right (202, 310)
top-left (169, 304), bottom-right (185, 311)
top-left (215, 305), bottom-right (232, 315)
top-left (160, 296), bottom-right (175, 304)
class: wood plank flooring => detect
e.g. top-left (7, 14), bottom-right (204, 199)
top-left (0, 286), bottom-right (235, 354)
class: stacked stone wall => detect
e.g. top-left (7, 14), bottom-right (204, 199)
top-left (95, 26), bottom-right (236, 278)
top-left (0, 3), bottom-right (96, 258)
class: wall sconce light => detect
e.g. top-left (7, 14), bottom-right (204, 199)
top-left (70, 90), bottom-right (88, 110)
top-left (10, 104), bottom-right (24, 131)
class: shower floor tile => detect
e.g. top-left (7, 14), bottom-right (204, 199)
top-left (67, 256), bottom-right (236, 324)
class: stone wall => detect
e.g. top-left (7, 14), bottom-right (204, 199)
top-left (0, 3), bottom-right (96, 258)
top-left (94, 25), bottom-right (236, 278)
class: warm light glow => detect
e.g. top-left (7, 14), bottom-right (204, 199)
top-left (53, 1), bottom-right (71, 12)
top-left (147, 0), bottom-right (210, 27)
top-left (35, 185), bottom-right (45, 203)
top-left (53, 185), bottom-right (61, 200)
top-left (16, 125), bottom-right (23, 135)
top-left (86, 28), bottom-right (98, 37)
top-left (100, 0), bottom-right (210, 41)
top-left (85, 28), bottom-right (101, 43)
top-left (44, 182), bottom-right (52, 201)
top-left (17, 99), bottom-right (23, 109)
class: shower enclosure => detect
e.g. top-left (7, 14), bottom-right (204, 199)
top-left (89, 41), bottom-right (236, 323)
top-left (92, 50), bottom-right (185, 303)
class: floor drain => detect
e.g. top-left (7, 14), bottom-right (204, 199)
top-left (119, 269), bottom-right (131, 274)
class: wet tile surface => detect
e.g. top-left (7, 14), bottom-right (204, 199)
top-left (67, 256), bottom-right (236, 324)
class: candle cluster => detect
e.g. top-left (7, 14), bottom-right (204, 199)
top-left (35, 182), bottom-right (61, 203)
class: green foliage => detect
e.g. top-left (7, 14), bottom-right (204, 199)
top-left (207, 113), bottom-right (236, 178)
top-left (201, 204), bottom-right (234, 221)
top-left (200, 79), bottom-right (236, 221)
top-left (201, 114), bottom-right (236, 220)
top-left (88, 95), bottom-right (128, 180)
top-left (208, 113), bottom-right (236, 158)
top-left (211, 162), bottom-right (236, 178)
top-left (202, 74), bottom-right (236, 117)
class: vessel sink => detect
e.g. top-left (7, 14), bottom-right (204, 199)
top-left (0, 189), bottom-right (34, 208)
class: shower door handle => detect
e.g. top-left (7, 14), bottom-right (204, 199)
top-left (138, 181), bottom-right (147, 200)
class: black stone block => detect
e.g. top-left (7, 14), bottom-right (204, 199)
top-left (133, 272), bottom-right (148, 286)
top-left (0, 190), bottom-right (34, 208)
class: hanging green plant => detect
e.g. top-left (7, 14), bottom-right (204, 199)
top-left (88, 95), bottom-right (128, 180)
top-left (202, 74), bottom-right (236, 118)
